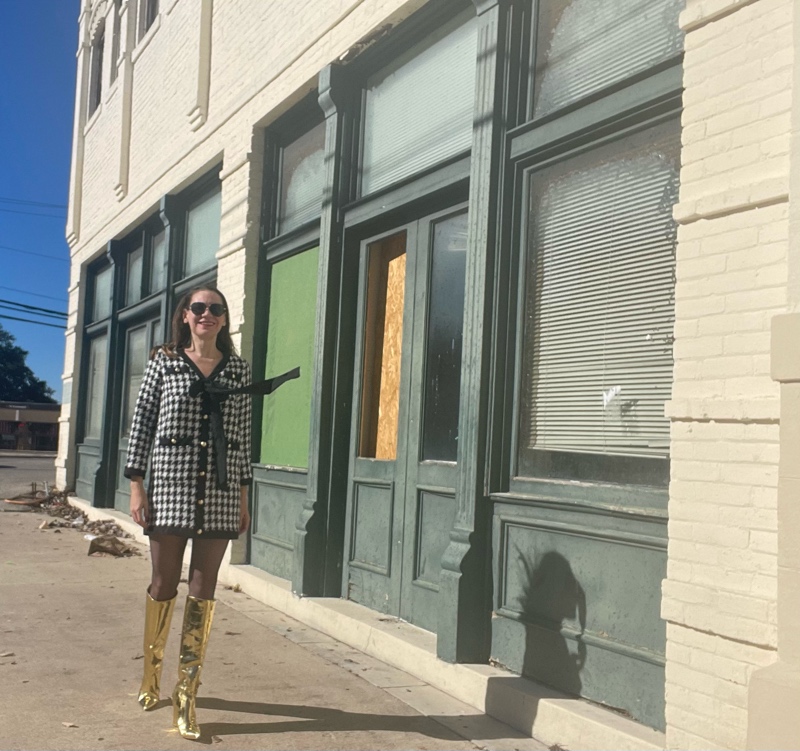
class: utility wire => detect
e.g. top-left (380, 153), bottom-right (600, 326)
top-left (0, 196), bottom-right (67, 210)
top-left (0, 300), bottom-right (67, 320)
top-left (0, 207), bottom-right (66, 219)
top-left (0, 243), bottom-right (68, 262)
top-left (0, 313), bottom-right (66, 330)
top-left (0, 298), bottom-right (67, 318)
top-left (0, 285), bottom-right (66, 303)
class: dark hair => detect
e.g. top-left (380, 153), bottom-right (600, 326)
top-left (152, 284), bottom-right (237, 359)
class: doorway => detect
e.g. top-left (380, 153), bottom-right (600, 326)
top-left (343, 207), bottom-right (468, 631)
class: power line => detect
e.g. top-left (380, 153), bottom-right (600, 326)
top-left (0, 314), bottom-right (66, 330)
top-left (0, 243), bottom-right (68, 262)
top-left (0, 207), bottom-right (66, 219)
top-left (0, 196), bottom-right (67, 210)
top-left (0, 285), bottom-right (66, 303)
top-left (0, 300), bottom-right (67, 319)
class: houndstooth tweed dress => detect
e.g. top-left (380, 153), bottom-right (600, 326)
top-left (124, 349), bottom-right (252, 539)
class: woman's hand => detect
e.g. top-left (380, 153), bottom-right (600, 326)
top-left (130, 479), bottom-right (150, 528)
top-left (239, 489), bottom-right (250, 535)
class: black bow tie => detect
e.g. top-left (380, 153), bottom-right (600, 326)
top-left (188, 367), bottom-right (300, 489)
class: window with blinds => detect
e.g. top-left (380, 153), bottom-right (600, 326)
top-left (533, 0), bottom-right (683, 120)
top-left (279, 121), bottom-right (326, 234)
top-left (518, 120), bottom-right (679, 486)
top-left (360, 9), bottom-right (477, 195)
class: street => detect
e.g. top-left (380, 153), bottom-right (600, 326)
top-left (0, 452), bottom-right (56, 500)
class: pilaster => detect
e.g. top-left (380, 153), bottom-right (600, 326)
top-left (438, 0), bottom-right (524, 663)
top-left (293, 63), bottom-right (359, 597)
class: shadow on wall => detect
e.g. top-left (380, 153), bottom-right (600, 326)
top-left (484, 550), bottom-right (587, 737)
top-left (519, 550), bottom-right (586, 694)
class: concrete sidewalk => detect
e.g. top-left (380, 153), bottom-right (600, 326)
top-left (0, 505), bottom-right (547, 751)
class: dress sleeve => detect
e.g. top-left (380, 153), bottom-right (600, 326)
top-left (238, 359), bottom-right (254, 486)
top-left (124, 354), bottom-right (163, 479)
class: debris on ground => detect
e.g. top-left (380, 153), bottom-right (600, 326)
top-left (13, 486), bottom-right (141, 556)
top-left (87, 535), bottom-right (138, 558)
top-left (223, 583), bottom-right (242, 592)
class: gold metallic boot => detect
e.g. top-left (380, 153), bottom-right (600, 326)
top-left (172, 596), bottom-right (216, 740)
top-left (138, 591), bottom-right (176, 710)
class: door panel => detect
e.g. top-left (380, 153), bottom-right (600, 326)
top-left (399, 209), bottom-right (468, 630)
top-left (344, 229), bottom-right (416, 614)
top-left (344, 207), bottom-right (468, 630)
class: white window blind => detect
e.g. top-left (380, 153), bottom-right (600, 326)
top-left (534, 0), bottom-right (683, 119)
top-left (279, 121), bottom-right (326, 234)
top-left (522, 121), bottom-right (679, 463)
top-left (184, 185), bottom-right (221, 277)
top-left (150, 229), bottom-right (167, 292)
top-left (92, 267), bottom-right (112, 321)
top-left (126, 246), bottom-right (143, 305)
top-left (361, 10), bottom-right (477, 195)
top-left (85, 335), bottom-right (108, 440)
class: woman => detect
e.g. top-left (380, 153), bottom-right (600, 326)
top-left (125, 284), bottom-right (252, 740)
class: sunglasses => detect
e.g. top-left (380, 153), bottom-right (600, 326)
top-left (188, 302), bottom-right (226, 317)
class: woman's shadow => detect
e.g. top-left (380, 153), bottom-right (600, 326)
top-left (517, 549), bottom-right (587, 696)
top-left (186, 697), bottom-right (467, 744)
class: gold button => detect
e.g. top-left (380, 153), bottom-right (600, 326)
top-left (171, 438), bottom-right (177, 445)
top-left (200, 441), bottom-right (207, 448)
top-left (199, 471), bottom-right (206, 477)
top-left (203, 414), bottom-right (208, 420)
top-left (197, 529), bottom-right (203, 535)
top-left (198, 499), bottom-right (204, 505)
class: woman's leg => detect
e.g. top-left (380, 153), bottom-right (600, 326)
top-left (138, 534), bottom-right (185, 710)
top-left (172, 538), bottom-right (229, 738)
top-left (148, 534), bottom-right (188, 600)
top-left (186, 538), bottom-right (230, 600)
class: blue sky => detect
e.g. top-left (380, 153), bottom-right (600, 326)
top-left (1, 0), bottom-right (81, 402)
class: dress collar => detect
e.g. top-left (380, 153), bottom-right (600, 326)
top-left (178, 348), bottom-right (230, 381)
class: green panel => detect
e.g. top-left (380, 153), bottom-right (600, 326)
top-left (491, 501), bottom-right (667, 730)
top-left (251, 474), bottom-right (305, 580)
top-left (260, 247), bottom-right (319, 468)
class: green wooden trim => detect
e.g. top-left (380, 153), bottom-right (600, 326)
top-left (293, 62), bottom-right (361, 597)
top-left (510, 62), bottom-right (683, 162)
top-left (264, 225), bottom-right (320, 261)
top-left (343, 156), bottom-right (470, 231)
top-left (436, 0), bottom-right (520, 664)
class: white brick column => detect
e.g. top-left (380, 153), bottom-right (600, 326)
top-left (665, 0), bottom-right (794, 747)
top-left (747, 0), bottom-right (800, 745)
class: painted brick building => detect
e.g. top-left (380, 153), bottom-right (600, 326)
top-left (59, 0), bottom-right (800, 748)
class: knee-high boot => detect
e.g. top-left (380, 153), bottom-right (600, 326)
top-left (138, 591), bottom-right (177, 710)
top-left (172, 596), bottom-right (216, 739)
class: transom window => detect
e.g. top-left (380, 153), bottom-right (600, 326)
top-left (360, 8), bottom-right (478, 195)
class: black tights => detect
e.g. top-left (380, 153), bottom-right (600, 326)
top-left (148, 534), bottom-right (230, 601)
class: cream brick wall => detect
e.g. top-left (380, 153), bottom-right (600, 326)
top-left (666, 0), bottom-right (794, 747)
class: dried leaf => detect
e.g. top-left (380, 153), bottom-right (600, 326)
top-left (62, 722), bottom-right (78, 728)
top-left (0, 652), bottom-right (14, 658)
top-left (224, 631), bottom-right (241, 636)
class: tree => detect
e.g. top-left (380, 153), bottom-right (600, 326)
top-left (0, 323), bottom-right (56, 403)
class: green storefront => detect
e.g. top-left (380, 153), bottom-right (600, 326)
top-left (76, 0), bottom-right (682, 732)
